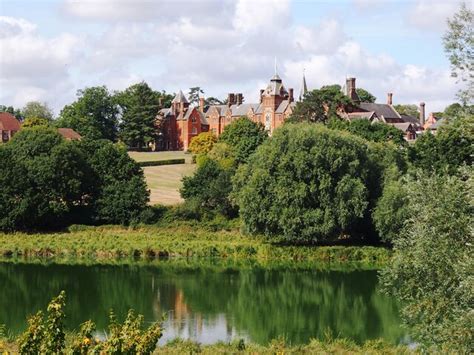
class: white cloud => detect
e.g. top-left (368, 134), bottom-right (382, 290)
top-left (407, 0), bottom-right (463, 31)
top-left (0, 16), bottom-right (82, 113)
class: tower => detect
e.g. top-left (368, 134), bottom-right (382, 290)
top-left (299, 69), bottom-right (308, 101)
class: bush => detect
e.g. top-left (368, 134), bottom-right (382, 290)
top-left (188, 131), bottom-right (217, 155)
top-left (233, 123), bottom-right (374, 243)
top-left (380, 169), bottom-right (473, 352)
top-left (218, 117), bottom-right (267, 164)
top-left (137, 158), bottom-right (185, 167)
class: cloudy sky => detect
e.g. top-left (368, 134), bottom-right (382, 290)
top-left (0, 0), bottom-right (468, 115)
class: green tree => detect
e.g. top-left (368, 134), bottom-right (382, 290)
top-left (188, 132), bottom-right (217, 155)
top-left (117, 82), bottom-right (160, 149)
top-left (393, 104), bottom-right (419, 117)
top-left (78, 139), bottom-right (149, 224)
top-left (218, 117), bottom-right (267, 164)
top-left (0, 105), bottom-right (23, 121)
top-left (380, 170), bottom-right (473, 352)
top-left (188, 87), bottom-right (204, 106)
top-left (22, 117), bottom-right (49, 128)
top-left (56, 86), bottom-right (119, 141)
top-left (443, 2), bottom-right (474, 104)
top-left (0, 127), bottom-right (93, 231)
top-left (289, 85), bottom-right (352, 124)
top-left (21, 101), bottom-right (53, 121)
top-left (205, 97), bottom-right (223, 105)
top-left (355, 88), bottom-right (376, 103)
top-left (233, 124), bottom-right (373, 243)
top-left (181, 157), bottom-right (237, 217)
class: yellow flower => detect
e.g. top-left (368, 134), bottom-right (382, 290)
top-left (83, 337), bottom-right (91, 345)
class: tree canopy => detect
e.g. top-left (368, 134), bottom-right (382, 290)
top-left (393, 104), bottom-right (419, 118)
top-left (21, 101), bottom-right (54, 121)
top-left (218, 117), bottom-right (267, 164)
top-left (233, 123), bottom-right (374, 243)
top-left (289, 85), bottom-right (352, 124)
top-left (355, 88), bottom-right (376, 103)
top-left (56, 86), bottom-right (119, 141)
top-left (188, 132), bottom-right (217, 155)
top-left (188, 87), bottom-right (204, 106)
top-left (116, 82), bottom-right (160, 149)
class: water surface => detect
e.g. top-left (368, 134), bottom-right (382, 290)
top-left (0, 261), bottom-right (406, 345)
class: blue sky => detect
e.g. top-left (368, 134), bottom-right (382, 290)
top-left (0, 0), bottom-right (468, 114)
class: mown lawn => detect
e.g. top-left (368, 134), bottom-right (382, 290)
top-left (128, 151), bottom-right (192, 163)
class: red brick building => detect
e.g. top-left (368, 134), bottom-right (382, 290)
top-left (0, 112), bottom-right (21, 143)
top-left (155, 74), bottom-right (296, 151)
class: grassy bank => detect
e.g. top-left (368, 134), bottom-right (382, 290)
top-left (0, 225), bottom-right (390, 266)
top-left (0, 337), bottom-right (415, 355)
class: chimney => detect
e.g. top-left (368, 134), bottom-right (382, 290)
top-left (346, 77), bottom-right (356, 96)
top-left (158, 97), bottom-right (163, 107)
top-left (419, 102), bottom-right (426, 126)
top-left (289, 88), bottom-right (294, 102)
top-left (260, 89), bottom-right (264, 103)
top-left (199, 97), bottom-right (205, 113)
top-left (227, 93), bottom-right (235, 107)
top-left (236, 93), bottom-right (243, 105)
top-left (387, 93), bottom-right (393, 105)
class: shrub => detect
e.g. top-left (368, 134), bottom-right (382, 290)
top-left (380, 169), bottom-right (473, 352)
top-left (137, 158), bottom-right (185, 167)
top-left (233, 123), bottom-right (373, 243)
top-left (188, 131), bottom-right (217, 155)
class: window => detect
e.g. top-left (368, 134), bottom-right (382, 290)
top-left (2, 131), bottom-right (9, 143)
top-left (265, 113), bottom-right (271, 131)
top-left (192, 127), bottom-right (198, 134)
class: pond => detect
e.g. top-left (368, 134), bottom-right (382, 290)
top-left (0, 261), bottom-right (408, 345)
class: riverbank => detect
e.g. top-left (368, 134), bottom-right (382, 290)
top-left (0, 337), bottom-right (415, 354)
top-left (0, 224), bottom-right (390, 266)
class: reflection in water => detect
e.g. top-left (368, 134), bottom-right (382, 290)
top-left (0, 262), bottom-right (406, 345)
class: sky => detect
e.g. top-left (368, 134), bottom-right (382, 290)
top-left (0, 0), bottom-right (469, 115)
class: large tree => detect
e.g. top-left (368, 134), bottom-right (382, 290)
top-left (21, 101), bottom-right (54, 121)
top-left (56, 86), bottom-right (119, 141)
top-left (188, 87), bottom-right (204, 106)
top-left (233, 123), bottom-right (374, 243)
top-left (218, 117), bottom-right (267, 164)
top-left (116, 82), bottom-right (160, 149)
top-left (393, 104), bottom-right (419, 118)
top-left (356, 88), bottom-right (376, 103)
top-left (289, 85), bottom-right (352, 124)
top-left (380, 170), bottom-right (473, 352)
top-left (443, 2), bottom-right (474, 104)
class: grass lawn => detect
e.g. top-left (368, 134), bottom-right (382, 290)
top-left (128, 150), bottom-right (193, 163)
top-left (128, 151), bottom-right (196, 205)
top-left (143, 164), bottom-right (196, 205)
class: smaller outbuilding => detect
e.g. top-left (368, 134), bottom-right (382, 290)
top-left (0, 112), bottom-right (21, 143)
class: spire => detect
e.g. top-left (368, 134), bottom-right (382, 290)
top-left (172, 90), bottom-right (188, 104)
top-left (299, 69), bottom-right (308, 101)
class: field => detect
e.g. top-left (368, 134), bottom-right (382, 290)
top-left (128, 151), bottom-right (196, 205)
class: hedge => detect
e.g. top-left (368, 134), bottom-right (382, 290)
top-left (137, 159), bottom-right (186, 167)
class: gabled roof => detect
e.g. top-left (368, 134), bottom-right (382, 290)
top-left (400, 114), bottom-right (421, 127)
top-left (0, 112), bottom-right (21, 131)
top-left (347, 111), bottom-right (376, 121)
top-left (389, 122), bottom-right (413, 132)
top-left (263, 75), bottom-right (289, 97)
top-left (230, 103), bottom-right (260, 117)
top-left (359, 103), bottom-right (401, 120)
top-left (58, 128), bottom-right (81, 140)
top-left (172, 90), bottom-right (188, 104)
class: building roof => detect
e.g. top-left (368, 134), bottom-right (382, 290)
top-left (172, 90), bottom-right (188, 104)
top-left (359, 103), bottom-right (401, 120)
top-left (400, 114), bottom-right (421, 127)
top-left (263, 74), bottom-right (288, 97)
top-left (58, 128), bottom-right (82, 140)
top-left (430, 117), bottom-right (446, 130)
top-left (347, 111), bottom-right (376, 121)
top-left (389, 122), bottom-right (413, 132)
top-left (230, 103), bottom-right (260, 116)
top-left (0, 112), bottom-right (21, 131)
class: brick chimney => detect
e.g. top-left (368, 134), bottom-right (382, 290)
top-left (419, 102), bottom-right (426, 125)
top-left (289, 88), bottom-right (294, 102)
top-left (346, 77), bottom-right (360, 103)
top-left (236, 93), bottom-right (243, 105)
top-left (387, 93), bottom-right (393, 105)
top-left (227, 93), bottom-right (235, 107)
top-left (260, 89), bottom-right (264, 103)
top-left (199, 97), bottom-right (205, 113)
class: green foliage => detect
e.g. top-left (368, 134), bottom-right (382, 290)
top-left (289, 85), bottom-right (353, 124)
top-left (409, 114), bottom-right (473, 174)
top-left (188, 131), bottom-right (217, 155)
top-left (0, 127), bottom-right (93, 231)
top-left (78, 139), bottom-right (149, 224)
top-left (393, 104), bottom-right (419, 118)
top-left (21, 101), bottom-right (53, 121)
top-left (181, 157), bottom-right (237, 217)
top-left (218, 117), bottom-right (267, 164)
top-left (355, 88), bottom-right (376, 103)
top-left (18, 292), bottom-right (162, 355)
top-left (22, 117), bottom-right (49, 128)
top-left (116, 82), bottom-right (161, 149)
top-left (233, 124), bottom-right (374, 243)
top-left (137, 158), bottom-right (185, 167)
top-left (443, 2), bottom-right (474, 103)
top-left (187, 87), bottom-right (204, 106)
top-left (56, 86), bottom-right (119, 141)
top-left (328, 119), bottom-right (406, 146)
top-left (380, 170), bottom-right (473, 352)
